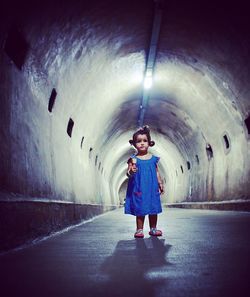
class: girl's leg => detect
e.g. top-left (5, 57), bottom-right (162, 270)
top-left (134, 216), bottom-right (145, 238)
top-left (149, 214), bottom-right (162, 236)
top-left (148, 214), bottom-right (157, 229)
top-left (136, 216), bottom-right (145, 230)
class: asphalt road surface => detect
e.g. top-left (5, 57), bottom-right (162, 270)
top-left (1, 207), bottom-right (250, 297)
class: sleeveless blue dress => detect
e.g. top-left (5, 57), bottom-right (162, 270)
top-left (125, 154), bottom-right (162, 216)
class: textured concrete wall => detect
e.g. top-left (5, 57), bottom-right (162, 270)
top-left (0, 197), bottom-right (116, 253)
top-left (0, 0), bottom-right (250, 251)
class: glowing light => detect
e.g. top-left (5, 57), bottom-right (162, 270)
top-left (132, 72), bottom-right (144, 84)
top-left (143, 71), bottom-right (153, 89)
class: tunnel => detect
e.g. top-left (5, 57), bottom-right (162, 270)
top-left (0, 0), bottom-right (250, 254)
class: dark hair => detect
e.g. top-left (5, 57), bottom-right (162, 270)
top-left (129, 125), bottom-right (155, 147)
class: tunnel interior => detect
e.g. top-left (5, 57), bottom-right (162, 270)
top-left (0, 0), bottom-right (250, 251)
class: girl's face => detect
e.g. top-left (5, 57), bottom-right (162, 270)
top-left (135, 134), bottom-right (149, 153)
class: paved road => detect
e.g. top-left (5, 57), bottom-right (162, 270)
top-left (1, 207), bottom-right (250, 297)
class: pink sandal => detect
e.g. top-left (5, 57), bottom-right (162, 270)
top-left (134, 229), bottom-right (144, 238)
top-left (149, 228), bottom-right (162, 236)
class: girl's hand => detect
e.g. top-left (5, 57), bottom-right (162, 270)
top-left (127, 161), bottom-right (137, 177)
top-left (130, 163), bottom-right (137, 174)
top-left (158, 183), bottom-right (164, 194)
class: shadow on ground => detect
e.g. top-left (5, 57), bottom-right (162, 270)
top-left (92, 237), bottom-right (172, 297)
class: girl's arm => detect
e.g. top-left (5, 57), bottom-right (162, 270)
top-left (126, 162), bottom-right (133, 177)
top-left (156, 165), bottom-right (164, 194)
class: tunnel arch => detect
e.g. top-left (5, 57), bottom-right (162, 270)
top-left (0, 0), bottom-right (250, 251)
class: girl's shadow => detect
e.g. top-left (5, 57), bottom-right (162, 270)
top-left (96, 237), bottom-right (172, 297)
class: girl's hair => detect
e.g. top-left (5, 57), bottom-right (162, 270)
top-left (129, 125), bottom-right (155, 147)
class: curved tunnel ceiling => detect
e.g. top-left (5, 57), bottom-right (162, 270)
top-left (1, 0), bottom-right (249, 205)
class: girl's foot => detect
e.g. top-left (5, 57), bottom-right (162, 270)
top-left (149, 228), bottom-right (162, 236)
top-left (134, 229), bottom-right (144, 238)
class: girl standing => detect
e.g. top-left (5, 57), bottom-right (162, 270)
top-left (125, 126), bottom-right (164, 238)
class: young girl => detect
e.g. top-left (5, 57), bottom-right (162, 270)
top-left (125, 125), bottom-right (164, 238)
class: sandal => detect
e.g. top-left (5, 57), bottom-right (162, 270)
top-left (134, 229), bottom-right (144, 238)
top-left (149, 228), bottom-right (162, 236)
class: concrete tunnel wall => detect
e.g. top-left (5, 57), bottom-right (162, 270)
top-left (0, 0), bottom-right (250, 251)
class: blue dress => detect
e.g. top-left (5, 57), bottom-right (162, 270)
top-left (125, 154), bottom-right (162, 216)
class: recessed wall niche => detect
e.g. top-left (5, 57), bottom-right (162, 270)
top-left (244, 115), bottom-right (250, 134)
top-left (48, 88), bottom-right (57, 113)
top-left (80, 137), bottom-right (84, 149)
top-left (222, 132), bottom-right (231, 153)
top-left (4, 25), bottom-right (29, 70)
top-left (206, 144), bottom-right (213, 160)
top-left (89, 148), bottom-right (93, 159)
top-left (67, 118), bottom-right (74, 137)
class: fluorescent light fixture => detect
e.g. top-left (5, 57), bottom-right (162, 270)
top-left (143, 71), bottom-right (153, 89)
